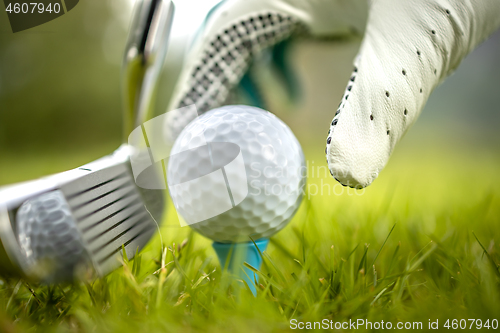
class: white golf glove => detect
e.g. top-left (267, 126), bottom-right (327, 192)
top-left (167, 0), bottom-right (500, 188)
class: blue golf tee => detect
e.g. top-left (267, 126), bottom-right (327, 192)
top-left (212, 238), bottom-right (269, 295)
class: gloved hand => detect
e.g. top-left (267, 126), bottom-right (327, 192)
top-left (166, 0), bottom-right (500, 188)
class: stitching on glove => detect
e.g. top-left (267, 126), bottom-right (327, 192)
top-left (325, 66), bottom-right (358, 175)
top-left (176, 13), bottom-right (306, 113)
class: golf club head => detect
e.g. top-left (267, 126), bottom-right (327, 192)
top-left (0, 146), bottom-right (164, 282)
top-left (0, 0), bottom-right (174, 282)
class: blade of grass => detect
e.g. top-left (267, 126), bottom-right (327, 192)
top-left (357, 244), bottom-right (370, 275)
top-left (385, 241), bottom-right (401, 277)
top-left (473, 232), bottom-right (500, 278)
top-left (371, 223), bottom-right (396, 267)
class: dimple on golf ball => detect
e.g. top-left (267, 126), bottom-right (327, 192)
top-left (167, 105), bottom-right (306, 243)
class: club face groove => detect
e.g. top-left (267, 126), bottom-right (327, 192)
top-left (90, 215), bottom-right (150, 257)
top-left (84, 205), bottom-right (147, 245)
top-left (72, 188), bottom-right (138, 224)
top-left (79, 201), bottom-right (143, 234)
top-left (70, 182), bottom-right (133, 212)
top-left (64, 172), bottom-right (129, 201)
top-left (95, 223), bottom-right (156, 268)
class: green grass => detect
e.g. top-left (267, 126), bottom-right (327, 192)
top-left (1, 140), bottom-right (500, 332)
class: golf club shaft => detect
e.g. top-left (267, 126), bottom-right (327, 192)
top-left (123, 0), bottom-right (175, 140)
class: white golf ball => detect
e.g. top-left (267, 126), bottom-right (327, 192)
top-left (167, 105), bottom-right (306, 243)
